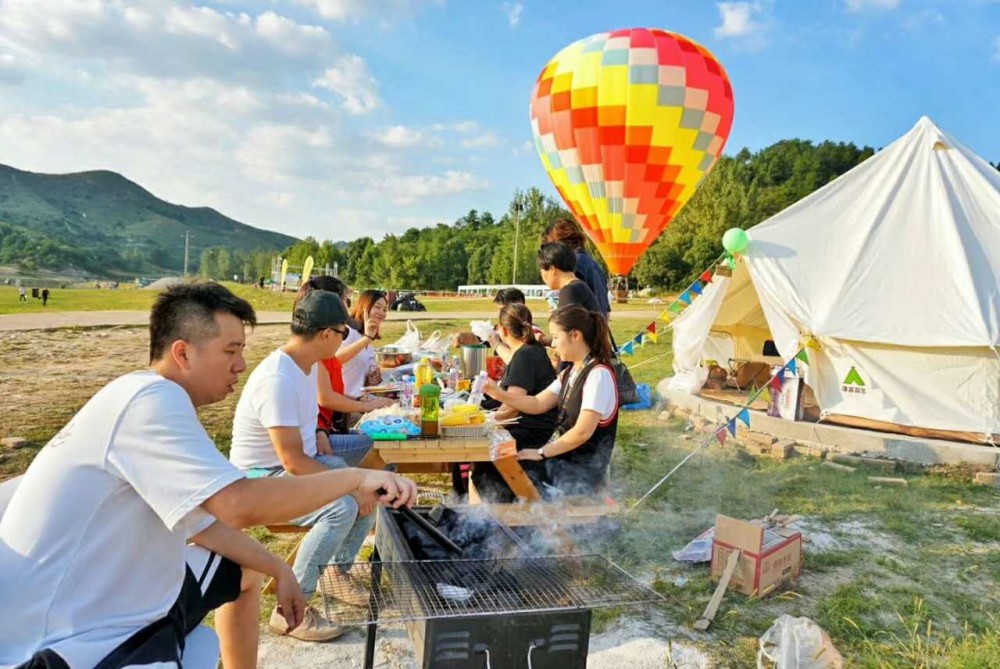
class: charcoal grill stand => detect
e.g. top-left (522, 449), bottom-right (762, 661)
top-left (364, 545), bottom-right (383, 669)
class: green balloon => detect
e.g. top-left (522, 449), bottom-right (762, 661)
top-left (722, 227), bottom-right (750, 254)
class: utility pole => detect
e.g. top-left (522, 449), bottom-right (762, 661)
top-left (182, 230), bottom-right (191, 278)
top-left (511, 199), bottom-right (524, 285)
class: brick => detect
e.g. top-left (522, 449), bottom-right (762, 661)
top-left (860, 457), bottom-right (897, 475)
top-left (868, 476), bottom-right (908, 487)
top-left (832, 453), bottom-right (863, 467)
top-left (804, 446), bottom-right (829, 460)
top-left (973, 472), bottom-right (1000, 487)
top-left (1, 437), bottom-right (28, 450)
top-left (770, 440), bottom-right (795, 460)
top-left (898, 460), bottom-right (926, 475)
top-left (822, 460), bottom-right (857, 473)
top-left (747, 432), bottom-right (778, 447)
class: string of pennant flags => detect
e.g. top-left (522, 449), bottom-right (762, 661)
top-left (616, 252), bottom-right (732, 358)
top-left (628, 342), bottom-right (816, 511)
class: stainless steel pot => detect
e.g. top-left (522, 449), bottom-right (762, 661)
top-left (460, 344), bottom-right (487, 378)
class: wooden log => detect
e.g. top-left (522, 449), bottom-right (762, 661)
top-left (868, 476), bottom-right (908, 487)
top-left (694, 549), bottom-right (741, 631)
top-left (822, 460), bottom-right (857, 473)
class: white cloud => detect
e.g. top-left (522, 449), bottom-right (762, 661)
top-left (0, 53), bottom-right (26, 84)
top-left (430, 120), bottom-right (481, 133)
top-left (374, 125), bottom-right (433, 148)
top-left (714, 1), bottom-right (771, 44)
top-left (512, 139), bottom-right (535, 156)
top-left (389, 171), bottom-right (488, 205)
top-left (313, 54), bottom-right (380, 114)
top-left (293, 0), bottom-right (443, 22)
top-left (502, 2), bottom-right (523, 28)
top-left (461, 132), bottom-right (503, 149)
top-left (845, 0), bottom-right (901, 12)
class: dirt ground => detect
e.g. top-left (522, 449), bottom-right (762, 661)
top-left (3, 320), bottom-right (1000, 667)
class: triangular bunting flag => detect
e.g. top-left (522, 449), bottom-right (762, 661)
top-left (770, 375), bottom-right (783, 391)
top-left (796, 349), bottom-right (809, 364)
top-left (646, 322), bottom-right (657, 334)
top-left (736, 408), bottom-right (750, 427)
top-left (806, 337), bottom-right (822, 351)
top-left (669, 302), bottom-right (682, 314)
top-left (620, 341), bottom-right (635, 356)
top-left (635, 334), bottom-right (646, 348)
top-left (727, 419), bottom-right (737, 436)
top-left (786, 359), bottom-right (798, 375)
top-left (700, 270), bottom-right (713, 284)
top-left (679, 291), bottom-right (692, 305)
top-left (660, 312), bottom-right (673, 324)
top-left (715, 428), bottom-right (728, 445)
top-left (645, 331), bottom-right (658, 344)
top-left (759, 386), bottom-right (771, 403)
top-left (690, 281), bottom-right (703, 295)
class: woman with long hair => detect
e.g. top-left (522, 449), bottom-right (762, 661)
top-left (484, 305), bottom-right (618, 496)
top-left (472, 303), bottom-right (558, 501)
top-left (294, 279), bottom-right (392, 453)
top-left (336, 289), bottom-right (388, 399)
top-left (543, 217), bottom-right (611, 318)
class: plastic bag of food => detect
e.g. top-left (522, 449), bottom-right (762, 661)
top-left (488, 427), bottom-right (516, 461)
top-left (757, 615), bottom-right (843, 669)
top-left (419, 329), bottom-right (451, 356)
top-left (391, 321), bottom-right (421, 353)
top-left (470, 320), bottom-right (495, 342)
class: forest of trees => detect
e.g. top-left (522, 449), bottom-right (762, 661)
top-left (197, 138), bottom-right (992, 291)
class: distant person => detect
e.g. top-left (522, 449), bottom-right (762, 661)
top-left (259, 276), bottom-right (266, 289)
top-left (18, 286), bottom-right (27, 303)
top-left (543, 218), bottom-right (610, 318)
top-left (41, 288), bottom-right (49, 307)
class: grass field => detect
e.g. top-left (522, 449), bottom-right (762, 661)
top-left (2, 311), bottom-right (998, 667)
top-left (0, 284), bottom-right (670, 316)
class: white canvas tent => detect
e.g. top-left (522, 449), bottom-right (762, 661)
top-left (670, 117), bottom-right (1000, 441)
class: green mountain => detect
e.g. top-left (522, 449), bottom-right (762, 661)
top-left (0, 164), bottom-right (298, 277)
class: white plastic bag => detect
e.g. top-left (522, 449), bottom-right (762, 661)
top-left (419, 329), bottom-right (452, 356)
top-left (469, 320), bottom-right (495, 342)
top-left (757, 615), bottom-right (843, 669)
top-left (392, 321), bottom-right (421, 353)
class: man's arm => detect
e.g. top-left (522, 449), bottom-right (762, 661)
top-left (268, 427), bottom-right (328, 476)
top-left (191, 520), bottom-right (305, 631)
top-left (202, 467), bottom-right (418, 529)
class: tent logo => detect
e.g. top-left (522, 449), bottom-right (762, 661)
top-left (842, 367), bottom-right (867, 395)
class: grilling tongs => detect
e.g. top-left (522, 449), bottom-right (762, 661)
top-left (377, 488), bottom-right (465, 556)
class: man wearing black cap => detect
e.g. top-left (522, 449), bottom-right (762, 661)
top-left (229, 290), bottom-right (380, 642)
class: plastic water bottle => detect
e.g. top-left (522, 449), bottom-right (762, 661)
top-left (401, 375), bottom-right (414, 409)
top-left (468, 370), bottom-right (489, 406)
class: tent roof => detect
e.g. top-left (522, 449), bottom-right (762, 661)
top-left (745, 116), bottom-right (1000, 348)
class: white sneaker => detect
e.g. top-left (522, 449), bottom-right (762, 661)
top-left (268, 605), bottom-right (346, 642)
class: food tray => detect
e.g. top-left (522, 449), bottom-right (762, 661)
top-left (440, 424), bottom-right (489, 438)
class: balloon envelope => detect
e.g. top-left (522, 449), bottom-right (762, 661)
top-left (722, 227), bottom-right (749, 254)
top-left (530, 28), bottom-right (734, 275)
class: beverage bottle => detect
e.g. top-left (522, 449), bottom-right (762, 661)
top-left (419, 384), bottom-right (441, 437)
top-left (468, 370), bottom-right (489, 406)
top-left (400, 375), bottom-right (414, 409)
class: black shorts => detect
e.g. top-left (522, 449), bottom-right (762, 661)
top-left (17, 547), bottom-right (242, 669)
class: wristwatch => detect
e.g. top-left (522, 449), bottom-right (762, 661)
top-left (538, 446), bottom-right (546, 459)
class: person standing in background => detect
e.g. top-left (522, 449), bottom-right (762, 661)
top-left (41, 288), bottom-right (49, 307)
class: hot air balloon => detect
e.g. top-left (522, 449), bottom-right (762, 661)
top-left (530, 28), bottom-right (734, 276)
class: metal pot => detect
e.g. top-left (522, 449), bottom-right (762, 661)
top-left (461, 344), bottom-right (488, 378)
top-left (376, 346), bottom-right (413, 369)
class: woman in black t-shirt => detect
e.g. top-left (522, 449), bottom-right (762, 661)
top-left (472, 303), bottom-right (558, 502)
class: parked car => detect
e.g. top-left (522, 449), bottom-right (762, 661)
top-left (391, 292), bottom-right (426, 312)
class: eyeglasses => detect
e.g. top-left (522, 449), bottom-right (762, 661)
top-left (327, 326), bottom-right (350, 338)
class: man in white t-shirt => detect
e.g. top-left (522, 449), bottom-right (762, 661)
top-left (0, 283), bottom-right (418, 669)
top-left (229, 289), bottom-right (377, 642)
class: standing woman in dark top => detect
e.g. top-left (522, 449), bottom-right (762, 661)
top-left (484, 305), bottom-right (618, 497)
top-left (473, 303), bottom-right (558, 502)
top-left (543, 218), bottom-right (611, 318)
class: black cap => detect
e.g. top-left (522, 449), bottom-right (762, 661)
top-left (292, 290), bottom-right (349, 330)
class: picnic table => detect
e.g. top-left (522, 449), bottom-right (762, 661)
top-left (358, 435), bottom-right (543, 502)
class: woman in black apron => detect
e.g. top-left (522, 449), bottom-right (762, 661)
top-left (484, 305), bottom-right (618, 498)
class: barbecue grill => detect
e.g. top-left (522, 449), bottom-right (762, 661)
top-left (319, 506), bottom-right (666, 669)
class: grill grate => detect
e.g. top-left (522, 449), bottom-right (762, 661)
top-left (319, 554), bottom-right (665, 625)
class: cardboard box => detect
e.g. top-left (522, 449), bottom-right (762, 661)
top-left (710, 514), bottom-right (802, 597)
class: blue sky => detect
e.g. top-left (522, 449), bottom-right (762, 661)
top-left (0, 0), bottom-right (996, 243)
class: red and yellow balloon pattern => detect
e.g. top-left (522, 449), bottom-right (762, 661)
top-left (530, 28), bottom-right (735, 275)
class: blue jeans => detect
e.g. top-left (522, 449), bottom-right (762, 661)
top-left (265, 444), bottom-right (375, 595)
